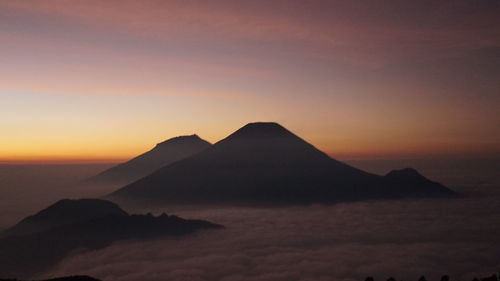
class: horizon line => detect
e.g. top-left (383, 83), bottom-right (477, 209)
top-left (2, 153), bottom-right (499, 165)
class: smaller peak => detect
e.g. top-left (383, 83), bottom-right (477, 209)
top-left (4, 199), bottom-right (128, 237)
top-left (385, 168), bottom-right (427, 181)
top-left (156, 134), bottom-right (205, 146)
top-left (387, 167), bottom-right (419, 175)
top-left (43, 199), bottom-right (127, 214)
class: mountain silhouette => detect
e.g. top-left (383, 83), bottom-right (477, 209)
top-left (86, 135), bottom-right (211, 185)
top-left (382, 168), bottom-right (451, 197)
top-left (108, 122), bottom-right (454, 204)
top-left (0, 199), bottom-right (222, 278)
top-left (3, 199), bottom-right (128, 237)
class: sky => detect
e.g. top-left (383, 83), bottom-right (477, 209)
top-left (1, 0), bottom-right (499, 163)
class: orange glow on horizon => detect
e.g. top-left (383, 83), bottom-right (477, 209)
top-left (2, 127), bottom-right (498, 164)
top-left (1, 1), bottom-right (499, 163)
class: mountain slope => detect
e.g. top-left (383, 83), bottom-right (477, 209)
top-left (108, 122), bottom-right (455, 204)
top-left (382, 168), bottom-right (453, 197)
top-left (86, 135), bottom-right (211, 185)
top-left (2, 199), bottom-right (128, 237)
top-left (0, 199), bottom-right (222, 278)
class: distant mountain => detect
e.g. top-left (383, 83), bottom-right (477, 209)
top-left (0, 276), bottom-right (101, 281)
top-left (108, 122), bottom-right (454, 204)
top-left (86, 135), bottom-right (211, 185)
top-left (382, 168), bottom-right (451, 197)
top-left (3, 199), bottom-right (128, 237)
top-left (0, 199), bottom-right (222, 278)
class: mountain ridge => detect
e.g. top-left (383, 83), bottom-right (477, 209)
top-left (108, 122), bottom-right (455, 204)
top-left (2, 199), bottom-right (128, 237)
top-left (86, 134), bottom-right (211, 186)
top-left (0, 199), bottom-right (222, 278)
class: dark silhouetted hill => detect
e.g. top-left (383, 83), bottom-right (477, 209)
top-left (1, 273), bottom-right (497, 281)
top-left (108, 122), bottom-right (455, 204)
top-left (0, 199), bottom-right (222, 278)
top-left (363, 274), bottom-right (499, 281)
top-left (383, 168), bottom-right (452, 197)
top-left (86, 135), bottom-right (211, 185)
top-left (3, 199), bottom-right (128, 237)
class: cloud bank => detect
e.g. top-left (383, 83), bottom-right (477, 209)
top-left (44, 194), bottom-right (500, 281)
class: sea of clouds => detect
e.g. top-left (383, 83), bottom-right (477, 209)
top-left (1, 161), bottom-right (499, 281)
top-left (44, 195), bottom-right (500, 281)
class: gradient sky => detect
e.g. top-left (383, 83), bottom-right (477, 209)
top-left (1, 0), bottom-right (499, 163)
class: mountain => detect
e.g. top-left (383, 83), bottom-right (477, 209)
top-left (86, 135), bottom-right (211, 185)
top-left (3, 199), bottom-right (128, 237)
top-left (0, 199), bottom-right (222, 278)
top-left (382, 168), bottom-right (452, 197)
top-left (108, 122), bottom-right (454, 204)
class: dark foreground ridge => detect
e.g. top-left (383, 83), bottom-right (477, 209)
top-left (0, 199), bottom-right (222, 278)
top-left (0, 276), bottom-right (100, 281)
top-left (3, 199), bottom-right (127, 237)
top-left (86, 134), bottom-right (211, 185)
top-left (1, 273), bottom-right (497, 281)
top-left (364, 274), bottom-right (499, 281)
top-left (109, 122), bottom-right (455, 204)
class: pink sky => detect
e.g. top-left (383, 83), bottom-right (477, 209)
top-left (1, 0), bottom-right (499, 162)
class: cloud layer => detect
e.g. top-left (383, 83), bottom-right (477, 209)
top-left (44, 194), bottom-right (500, 281)
top-left (1, 162), bottom-right (499, 281)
